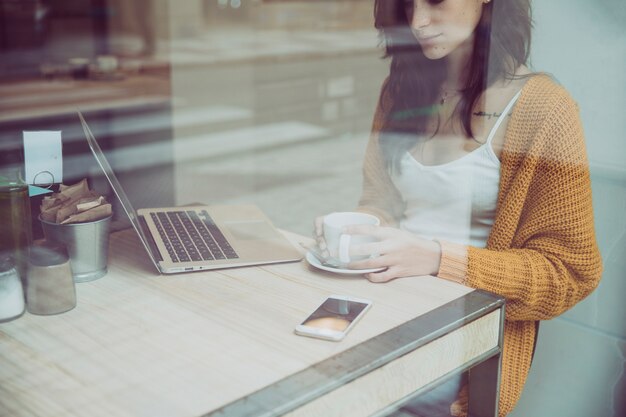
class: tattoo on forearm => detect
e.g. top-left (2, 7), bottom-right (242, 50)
top-left (473, 111), bottom-right (512, 120)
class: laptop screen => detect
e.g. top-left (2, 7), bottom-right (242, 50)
top-left (78, 111), bottom-right (160, 270)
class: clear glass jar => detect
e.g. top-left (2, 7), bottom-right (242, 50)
top-left (27, 242), bottom-right (76, 315)
top-left (0, 163), bottom-right (33, 281)
top-left (0, 257), bottom-right (25, 322)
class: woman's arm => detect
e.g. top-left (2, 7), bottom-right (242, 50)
top-left (353, 81), bottom-right (602, 322)
top-left (446, 88), bottom-right (603, 321)
top-left (356, 82), bottom-right (406, 226)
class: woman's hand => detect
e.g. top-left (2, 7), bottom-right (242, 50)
top-left (344, 225), bottom-right (442, 282)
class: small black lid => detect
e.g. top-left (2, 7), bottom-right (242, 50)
top-left (28, 241), bottom-right (69, 267)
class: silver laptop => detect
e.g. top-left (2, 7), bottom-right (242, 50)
top-left (79, 111), bottom-right (302, 274)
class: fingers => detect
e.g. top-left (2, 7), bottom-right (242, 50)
top-left (349, 241), bottom-right (386, 258)
top-left (314, 216), bottom-right (324, 238)
top-left (348, 254), bottom-right (388, 270)
top-left (365, 267), bottom-right (399, 283)
top-left (314, 216), bottom-right (328, 256)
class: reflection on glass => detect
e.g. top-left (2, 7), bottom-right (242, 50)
top-left (0, 1), bottom-right (622, 415)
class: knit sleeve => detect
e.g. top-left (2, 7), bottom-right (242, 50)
top-left (437, 240), bottom-right (469, 284)
top-left (356, 81), bottom-right (406, 226)
top-left (465, 91), bottom-right (603, 322)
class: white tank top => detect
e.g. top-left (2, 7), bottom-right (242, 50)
top-left (391, 91), bottom-right (521, 248)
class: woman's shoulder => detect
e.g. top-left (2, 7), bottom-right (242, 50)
top-left (510, 72), bottom-right (580, 135)
top-left (504, 72), bottom-right (585, 158)
top-left (371, 77), bottom-right (394, 132)
top-left (518, 73), bottom-right (577, 112)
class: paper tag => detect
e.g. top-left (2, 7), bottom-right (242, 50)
top-left (28, 185), bottom-right (53, 197)
top-left (23, 131), bottom-right (63, 185)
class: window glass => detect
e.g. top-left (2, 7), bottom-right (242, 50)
top-left (0, 1), bottom-right (623, 416)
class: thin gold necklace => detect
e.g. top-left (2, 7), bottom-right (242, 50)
top-left (439, 89), bottom-right (462, 105)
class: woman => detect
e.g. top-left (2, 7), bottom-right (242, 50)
top-left (315, 0), bottom-right (603, 415)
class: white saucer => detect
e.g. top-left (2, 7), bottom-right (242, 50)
top-left (305, 251), bottom-right (385, 275)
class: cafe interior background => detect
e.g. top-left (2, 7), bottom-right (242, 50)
top-left (0, 0), bottom-right (624, 416)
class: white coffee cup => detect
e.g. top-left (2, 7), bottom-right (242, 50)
top-left (323, 212), bottom-right (380, 265)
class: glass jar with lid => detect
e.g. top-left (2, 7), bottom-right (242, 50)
top-left (0, 156), bottom-right (33, 281)
top-left (27, 241), bottom-right (76, 315)
top-left (0, 256), bottom-right (25, 322)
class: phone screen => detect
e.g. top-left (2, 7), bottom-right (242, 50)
top-left (300, 298), bottom-right (369, 332)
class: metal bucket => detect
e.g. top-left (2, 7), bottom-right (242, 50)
top-left (39, 215), bottom-right (112, 282)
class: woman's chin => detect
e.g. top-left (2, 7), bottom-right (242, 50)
top-left (421, 46), bottom-right (449, 60)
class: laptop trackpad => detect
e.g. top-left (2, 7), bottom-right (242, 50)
top-left (225, 221), bottom-right (280, 240)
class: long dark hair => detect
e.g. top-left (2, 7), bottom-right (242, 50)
top-left (374, 0), bottom-right (532, 171)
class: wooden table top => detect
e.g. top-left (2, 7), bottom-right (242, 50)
top-left (0, 229), bottom-right (475, 417)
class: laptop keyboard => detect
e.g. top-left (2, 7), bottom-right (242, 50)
top-left (150, 210), bottom-right (239, 263)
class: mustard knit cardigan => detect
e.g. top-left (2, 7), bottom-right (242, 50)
top-left (357, 75), bottom-right (603, 416)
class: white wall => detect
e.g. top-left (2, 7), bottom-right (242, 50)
top-left (510, 1), bottom-right (626, 416)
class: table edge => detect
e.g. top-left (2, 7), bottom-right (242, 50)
top-left (206, 290), bottom-right (505, 417)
